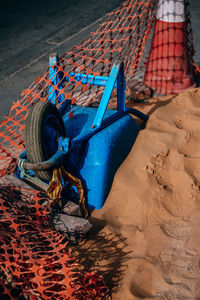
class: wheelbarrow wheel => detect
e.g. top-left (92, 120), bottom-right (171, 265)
top-left (25, 101), bottom-right (66, 181)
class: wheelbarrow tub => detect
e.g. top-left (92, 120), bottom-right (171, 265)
top-left (63, 105), bottom-right (139, 209)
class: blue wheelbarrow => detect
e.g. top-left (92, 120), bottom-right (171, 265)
top-left (19, 58), bottom-right (148, 209)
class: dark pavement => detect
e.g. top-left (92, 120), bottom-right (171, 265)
top-left (0, 0), bottom-right (124, 120)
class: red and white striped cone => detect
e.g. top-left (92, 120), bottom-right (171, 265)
top-left (144, 0), bottom-right (195, 94)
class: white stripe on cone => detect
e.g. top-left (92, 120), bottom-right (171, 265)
top-left (157, 0), bottom-right (185, 23)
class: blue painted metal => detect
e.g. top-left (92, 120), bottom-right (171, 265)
top-left (58, 137), bottom-right (70, 153)
top-left (70, 107), bottom-right (148, 147)
top-left (117, 62), bottom-right (126, 112)
top-left (92, 63), bottom-right (120, 128)
top-left (22, 60), bottom-right (149, 210)
top-left (66, 62), bottom-right (127, 128)
top-left (126, 108), bottom-right (149, 122)
top-left (20, 107), bottom-right (148, 173)
top-left (62, 61), bottom-right (149, 209)
top-left (66, 73), bottom-right (117, 88)
top-left (48, 53), bottom-right (64, 105)
top-left (63, 105), bottom-right (140, 209)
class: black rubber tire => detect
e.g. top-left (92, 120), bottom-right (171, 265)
top-left (25, 101), bottom-right (65, 181)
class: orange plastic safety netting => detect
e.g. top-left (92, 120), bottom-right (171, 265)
top-left (0, 0), bottom-right (196, 298)
top-left (0, 184), bottom-right (108, 299)
top-left (0, 0), bottom-right (157, 177)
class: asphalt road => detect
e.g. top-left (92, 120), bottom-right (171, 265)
top-left (0, 0), bottom-right (199, 121)
top-left (0, 0), bottom-right (124, 120)
top-left (0, 0), bottom-right (125, 82)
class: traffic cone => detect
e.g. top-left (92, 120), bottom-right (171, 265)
top-left (144, 0), bottom-right (195, 94)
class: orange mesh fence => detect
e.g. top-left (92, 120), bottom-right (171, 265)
top-left (0, 0), bottom-right (157, 176)
top-left (0, 185), bottom-right (108, 299)
top-left (0, 0), bottom-right (197, 298)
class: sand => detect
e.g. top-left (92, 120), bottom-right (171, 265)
top-left (72, 87), bottom-right (200, 299)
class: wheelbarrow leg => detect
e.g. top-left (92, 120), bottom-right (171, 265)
top-left (48, 53), bottom-right (65, 105)
top-left (117, 62), bottom-right (126, 112)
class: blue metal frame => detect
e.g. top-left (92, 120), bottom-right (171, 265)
top-left (22, 57), bottom-right (149, 167)
top-left (19, 107), bottom-right (148, 172)
top-left (92, 62), bottom-right (125, 128)
top-left (21, 58), bottom-right (149, 168)
top-left (48, 54), bottom-right (127, 128)
top-left (71, 108), bottom-right (148, 147)
top-left (19, 57), bottom-right (149, 209)
top-left (48, 54), bottom-right (64, 104)
top-left (66, 73), bottom-right (117, 88)
top-left (20, 55), bottom-right (149, 171)
top-left (20, 107), bottom-right (148, 169)
top-left (117, 62), bottom-right (126, 112)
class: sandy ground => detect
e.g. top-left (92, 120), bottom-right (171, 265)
top-left (71, 87), bottom-right (200, 299)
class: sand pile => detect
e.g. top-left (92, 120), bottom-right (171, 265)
top-left (73, 87), bottom-right (200, 299)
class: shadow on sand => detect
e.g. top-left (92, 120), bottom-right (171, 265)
top-left (71, 217), bottom-right (132, 296)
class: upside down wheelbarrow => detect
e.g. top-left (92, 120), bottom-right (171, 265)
top-left (18, 59), bottom-right (148, 210)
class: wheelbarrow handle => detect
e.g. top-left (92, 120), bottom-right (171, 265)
top-left (21, 150), bottom-right (66, 171)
